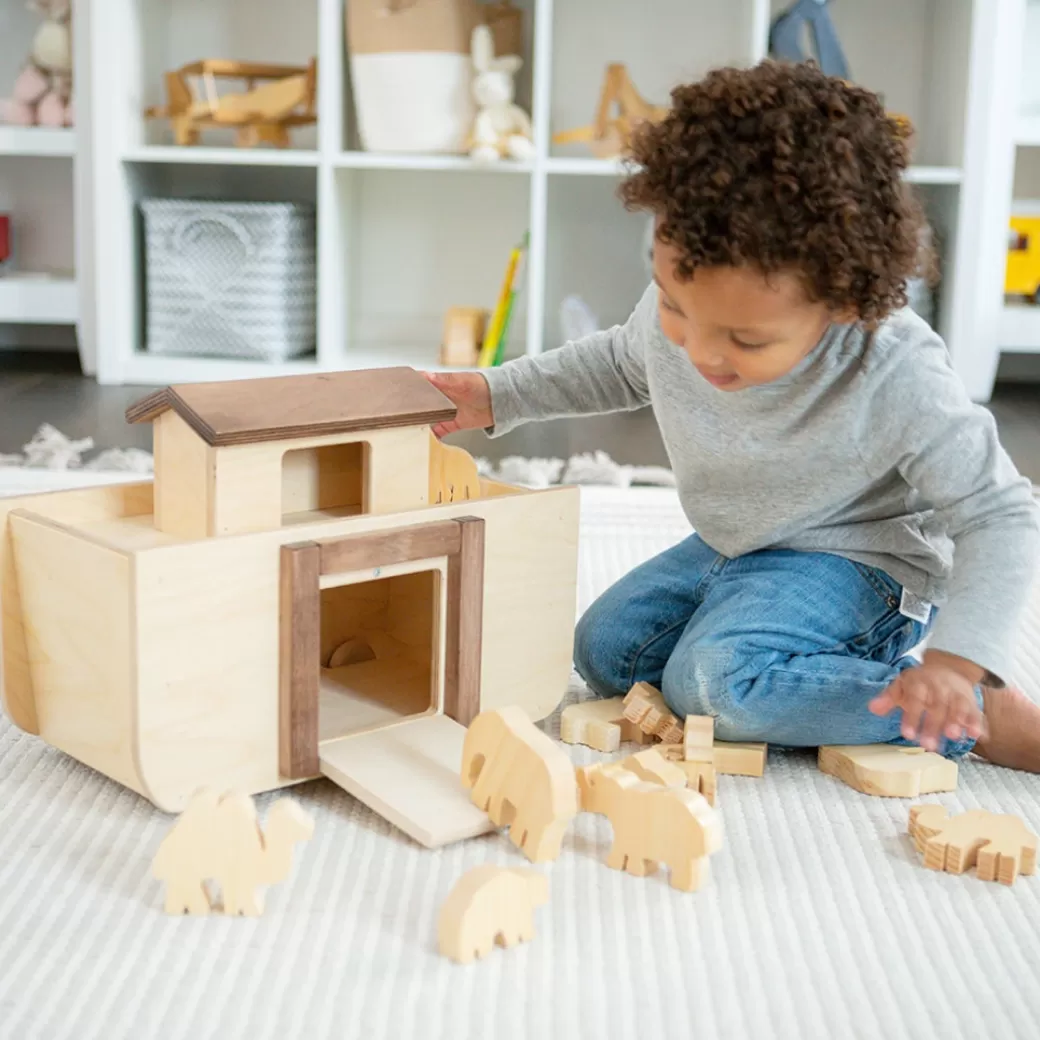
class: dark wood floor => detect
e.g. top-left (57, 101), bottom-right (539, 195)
top-left (4, 351), bottom-right (1040, 482)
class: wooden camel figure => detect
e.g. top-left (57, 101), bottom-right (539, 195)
top-left (461, 706), bottom-right (579, 862)
top-left (152, 789), bottom-right (315, 915)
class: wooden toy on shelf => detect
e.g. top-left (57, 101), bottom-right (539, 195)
top-left (437, 865), bottom-right (549, 964)
top-left (560, 696), bottom-right (653, 752)
top-left (578, 766), bottom-right (721, 891)
top-left (461, 706), bottom-right (579, 862)
top-left (1005, 216), bottom-right (1040, 302)
top-left (622, 682), bottom-right (684, 744)
top-left (0, 367), bottom-right (580, 850)
top-left (152, 788), bottom-right (314, 916)
top-left (144, 59), bottom-right (318, 148)
top-left (551, 64), bottom-right (668, 160)
top-left (909, 805), bottom-right (1037, 886)
top-left (819, 745), bottom-right (958, 798)
top-left (440, 307), bottom-right (489, 368)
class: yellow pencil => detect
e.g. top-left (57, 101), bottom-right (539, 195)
top-left (479, 239), bottom-right (524, 367)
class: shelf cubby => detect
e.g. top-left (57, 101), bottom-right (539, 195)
top-left (134, 0), bottom-right (319, 153)
top-left (0, 3), bottom-right (78, 332)
top-left (333, 165), bottom-right (531, 370)
top-left (543, 174), bottom-right (649, 350)
top-left (769, 0), bottom-right (974, 172)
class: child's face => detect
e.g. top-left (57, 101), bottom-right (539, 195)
top-left (652, 240), bottom-right (838, 391)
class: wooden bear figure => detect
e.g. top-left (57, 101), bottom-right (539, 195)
top-left (438, 865), bottom-right (549, 964)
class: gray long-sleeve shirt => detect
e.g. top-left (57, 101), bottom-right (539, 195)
top-left (483, 283), bottom-right (1040, 686)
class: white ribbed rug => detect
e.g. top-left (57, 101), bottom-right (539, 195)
top-left (2, 486), bottom-right (1040, 1040)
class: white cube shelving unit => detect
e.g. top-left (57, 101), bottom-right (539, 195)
top-left (0, 2), bottom-right (79, 342)
top-left (79, 0), bottom-right (1022, 400)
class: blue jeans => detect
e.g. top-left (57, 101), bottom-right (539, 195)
top-left (574, 534), bottom-right (978, 756)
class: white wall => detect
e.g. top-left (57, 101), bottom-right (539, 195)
top-left (1022, 0), bottom-right (1040, 114)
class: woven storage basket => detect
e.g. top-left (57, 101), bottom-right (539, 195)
top-left (140, 199), bottom-right (317, 361)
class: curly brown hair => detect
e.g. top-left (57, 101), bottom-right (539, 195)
top-left (618, 61), bottom-right (926, 326)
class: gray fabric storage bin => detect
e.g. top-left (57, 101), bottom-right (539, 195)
top-left (140, 198), bottom-right (317, 361)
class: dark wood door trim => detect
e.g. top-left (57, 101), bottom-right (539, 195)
top-left (279, 517), bottom-right (486, 779)
top-left (279, 542), bottom-right (322, 779)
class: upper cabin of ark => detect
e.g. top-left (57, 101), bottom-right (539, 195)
top-left (125, 367), bottom-right (469, 538)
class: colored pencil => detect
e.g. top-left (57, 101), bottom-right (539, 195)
top-left (479, 233), bottom-right (527, 367)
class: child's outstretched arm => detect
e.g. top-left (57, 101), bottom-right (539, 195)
top-left (426, 285), bottom-right (654, 438)
top-left (863, 329), bottom-right (1040, 750)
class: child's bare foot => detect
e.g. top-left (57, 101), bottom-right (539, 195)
top-left (973, 685), bottom-right (1040, 773)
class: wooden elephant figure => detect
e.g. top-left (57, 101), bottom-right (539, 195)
top-left (461, 706), bottom-right (578, 862)
top-left (438, 865), bottom-right (549, 964)
top-left (582, 767), bottom-right (722, 891)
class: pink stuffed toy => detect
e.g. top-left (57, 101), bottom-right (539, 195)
top-left (1, 1), bottom-right (73, 128)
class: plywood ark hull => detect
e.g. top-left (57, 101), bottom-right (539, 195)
top-left (1, 481), bottom-right (579, 812)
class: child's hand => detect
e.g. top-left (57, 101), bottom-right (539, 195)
top-left (868, 652), bottom-right (988, 751)
top-left (423, 372), bottom-right (494, 438)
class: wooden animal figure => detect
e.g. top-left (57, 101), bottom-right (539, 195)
top-left (152, 788), bottom-right (315, 915)
top-left (622, 683), bottom-right (683, 744)
top-left (622, 748), bottom-right (687, 789)
top-left (428, 432), bottom-right (481, 505)
top-left (152, 788), bottom-right (222, 915)
top-left (576, 750), bottom-right (684, 813)
top-left (820, 744), bottom-right (958, 798)
top-left (461, 706), bottom-right (579, 862)
top-left (909, 805), bottom-right (1038, 886)
top-left (437, 865), bottom-right (549, 964)
top-left (560, 696), bottom-right (654, 753)
top-left (684, 715), bottom-right (714, 763)
top-left (579, 767), bottom-right (721, 891)
top-left (656, 742), bottom-right (718, 807)
top-left (213, 793), bottom-right (315, 915)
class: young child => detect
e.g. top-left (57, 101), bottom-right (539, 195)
top-left (428, 61), bottom-right (1040, 772)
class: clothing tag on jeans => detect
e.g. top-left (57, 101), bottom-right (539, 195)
top-left (899, 588), bottom-right (932, 623)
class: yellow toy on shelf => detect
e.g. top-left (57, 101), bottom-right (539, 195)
top-left (1005, 215), bottom-right (1040, 301)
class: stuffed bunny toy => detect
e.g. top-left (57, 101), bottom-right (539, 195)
top-left (468, 24), bottom-right (533, 164)
top-left (1, 0), bottom-right (74, 128)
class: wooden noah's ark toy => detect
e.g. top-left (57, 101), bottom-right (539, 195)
top-left (0, 368), bottom-right (579, 849)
